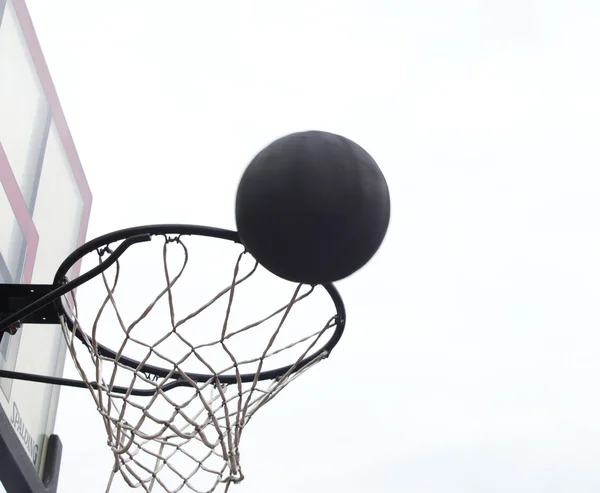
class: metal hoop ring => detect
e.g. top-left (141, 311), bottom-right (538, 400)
top-left (54, 224), bottom-right (346, 385)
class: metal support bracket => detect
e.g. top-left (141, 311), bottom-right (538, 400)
top-left (0, 233), bottom-right (153, 334)
top-left (0, 284), bottom-right (59, 325)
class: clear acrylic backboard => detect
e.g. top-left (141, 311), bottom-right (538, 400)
top-left (0, 0), bottom-right (92, 491)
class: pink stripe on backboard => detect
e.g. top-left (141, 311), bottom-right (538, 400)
top-left (12, 0), bottom-right (93, 279)
top-left (0, 143), bottom-right (39, 283)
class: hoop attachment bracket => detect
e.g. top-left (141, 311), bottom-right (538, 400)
top-left (0, 284), bottom-right (60, 327)
top-left (0, 234), bottom-right (153, 334)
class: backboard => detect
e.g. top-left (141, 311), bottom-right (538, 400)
top-left (0, 0), bottom-right (92, 491)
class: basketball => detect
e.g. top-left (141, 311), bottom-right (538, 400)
top-left (235, 130), bottom-right (390, 284)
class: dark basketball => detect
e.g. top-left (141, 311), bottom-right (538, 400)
top-left (235, 131), bottom-right (390, 284)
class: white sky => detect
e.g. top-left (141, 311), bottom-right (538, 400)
top-left (22, 0), bottom-right (600, 492)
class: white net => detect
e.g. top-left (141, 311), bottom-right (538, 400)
top-left (58, 234), bottom-right (339, 493)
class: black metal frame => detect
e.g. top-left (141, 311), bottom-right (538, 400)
top-left (0, 412), bottom-right (61, 493)
top-left (0, 224), bottom-right (346, 394)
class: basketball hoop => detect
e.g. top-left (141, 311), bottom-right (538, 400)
top-left (0, 130), bottom-right (389, 493)
top-left (58, 225), bottom-right (345, 492)
top-left (0, 224), bottom-right (345, 492)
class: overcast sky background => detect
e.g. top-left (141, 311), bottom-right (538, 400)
top-left (22, 0), bottom-right (600, 492)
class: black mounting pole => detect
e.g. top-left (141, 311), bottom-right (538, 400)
top-left (0, 368), bottom-right (194, 396)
